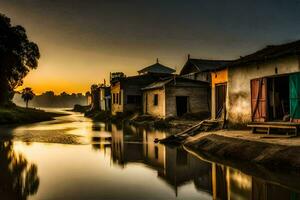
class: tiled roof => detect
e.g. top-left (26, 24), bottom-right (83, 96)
top-left (230, 40), bottom-right (300, 66)
top-left (138, 63), bottom-right (176, 74)
top-left (180, 58), bottom-right (232, 75)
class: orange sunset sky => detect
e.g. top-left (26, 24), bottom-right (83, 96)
top-left (2, 0), bottom-right (300, 94)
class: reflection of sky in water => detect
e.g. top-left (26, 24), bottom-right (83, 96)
top-left (13, 142), bottom-right (211, 200)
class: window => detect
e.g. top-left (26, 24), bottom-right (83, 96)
top-left (119, 91), bottom-right (122, 105)
top-left (113, 93), bottom-right (115, 104)
top-left (155, 146), bottom-right (159, 159)
top-left (153, 94), bottom-right (158, 106)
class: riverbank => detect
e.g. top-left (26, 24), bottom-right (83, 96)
top-left (73, 104), bottom-right (207, 133)
top-left (184, 130), bottom-right (300, 171)
top-left (0, 106), bottom-right (67, 125)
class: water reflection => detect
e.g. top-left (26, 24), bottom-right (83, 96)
top-left (0, 138), bottom-right (39, 200)
top-left (1, 110), bottom-right (300, 199)
top-left (91, 122), bottom-right (300, 200)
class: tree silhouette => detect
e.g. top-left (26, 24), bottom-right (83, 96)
top-left (21, 87), bottom-right (35, 108)
top-left (0, 13), bottom-right (40, 106)
top-left (0, 140), bottom-right (40, 199)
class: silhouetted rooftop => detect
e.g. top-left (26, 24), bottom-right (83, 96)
top-left (138, 62), bottom-right (176, 74)
top-left (231, 40), bottom-right (300, 66)
top-left (180, 58), bottom-right (232, 75)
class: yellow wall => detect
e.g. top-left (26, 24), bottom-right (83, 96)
top-left (111, 82), bottom-right (123, 115)
top-left (211, 68), bottom-right (228, 86)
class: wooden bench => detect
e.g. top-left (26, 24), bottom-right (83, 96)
top-left (247, 123), bottom-right (299, 136)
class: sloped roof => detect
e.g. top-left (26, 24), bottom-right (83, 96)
top-left (142, 76), bottom-right (209, 90)
top-left (180, 58), bottom-right (232, 75)
top-left (230, 40), bottom-right (300, 66)
top-left (138, 62), bottom-right (176, 74)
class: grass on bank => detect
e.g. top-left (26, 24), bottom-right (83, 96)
top-left (0, 106), bottom-right (66, 125)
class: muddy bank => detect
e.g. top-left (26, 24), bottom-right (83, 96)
top-left (0, 106), bottom-right (68, 126)
top-left (184, 134), bottom-right (300, 171)
top-left (129, 114), bottom-right (209, 134)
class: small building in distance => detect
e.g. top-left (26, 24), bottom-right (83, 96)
top-left (180, 55), bottom-right (232, 82)
top-left (142, 76), bottom-right (210, 118)
top-left (110, 60), bottom-right (175, 115)
top-left (99, 84), bottom-right (111, 111)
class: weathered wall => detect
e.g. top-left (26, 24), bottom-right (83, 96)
top-left (211, 68), bottom-right (228, 119)
top-left (123, 84), bottom-right (142, 113)
top-left (111, 82), bottom-right (123, 115)
top-left (228, 55), bottom-right (300, 124)
top-left (165, 86), bottom-right (210, 117)
top-left (143, 88), bottom-right (165, 118)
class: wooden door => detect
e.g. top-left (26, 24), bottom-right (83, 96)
top-left (251, 78), bottom-right (268, 122)
top-left (215, 83), bottom-right (227, 119)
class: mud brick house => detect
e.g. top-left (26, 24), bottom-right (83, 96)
top-left (142, 76), bottom-right (210, 118)
top-left (224, 40), bottom-right (300, 125)
top-left (180, 55), bottom-right (232, 82)
top-left (110, 61), bottom-right (175, 115)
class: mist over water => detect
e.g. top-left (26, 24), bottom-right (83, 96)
top-left (13, 92), bottom-right (88, 108)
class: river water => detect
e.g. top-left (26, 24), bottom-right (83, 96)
top-left (0, 109), bottom-right (300, 200)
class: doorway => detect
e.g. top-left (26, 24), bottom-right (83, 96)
top-left (215, 83), bottom-right (227, 119)
top-left (267, 75), bottom-right (290, 121)
top-left (176, 96), bottom-right (188, 117)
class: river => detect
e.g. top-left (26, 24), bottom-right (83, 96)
top-left (0, 109), bottom-right (299, 200)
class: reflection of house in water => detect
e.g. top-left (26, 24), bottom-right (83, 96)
top-left (110, 124), bottom-right (144, 167)
top-left (90, 123), bottom-right (112, 152)
top-left (160, 147), bottom-right (213, 196)
top-left (91, 123), bottom-right (300, 199)
top-left (109, 124), bottom-right (213, 196)
top-left (142, 129), bottom-right (166, 173)
top-left (211, 162), bottom-right (300, 200)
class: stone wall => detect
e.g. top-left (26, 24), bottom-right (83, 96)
top-left (165, 86), bottom-right (210, 117)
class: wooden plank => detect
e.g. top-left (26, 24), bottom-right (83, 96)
top-left (249, 121), bottom-right (300, 126)
top-left (247, 124), bottom-right (297, 129)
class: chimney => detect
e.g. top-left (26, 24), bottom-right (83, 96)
top-left (188, 54), bottom-right (190, 60)
top-left (156, 58), bottom-right (159, 63)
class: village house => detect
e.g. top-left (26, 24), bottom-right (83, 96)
top-left (99, 84), bottom-right (111, 111)
top-left (110, 61), bottom-right (175, 115)
top-left (213, 40), bottom-right (300, 127)
top-left (142, 76), bottom-right (210, 118)
top-left (180, 55), bottom-right (232, 82)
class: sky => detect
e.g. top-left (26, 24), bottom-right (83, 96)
top-left (1, 0), bottom-right (300, 94)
